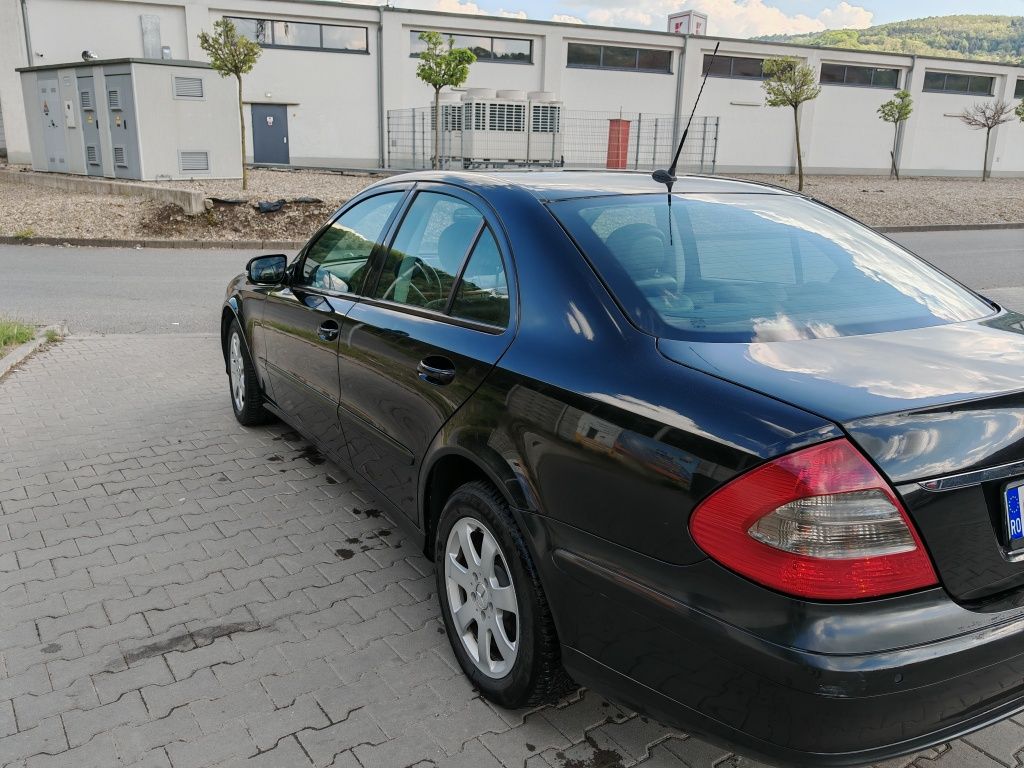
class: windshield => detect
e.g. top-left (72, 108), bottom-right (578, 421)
top-left (550, 193), bottom-right (993, 343)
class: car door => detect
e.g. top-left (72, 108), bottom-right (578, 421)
top-left (261, 188), bottom-right (407, 458)
top-left (337, 185), bottom-right (516, 521)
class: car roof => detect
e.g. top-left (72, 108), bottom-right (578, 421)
top-left (377, 170), bottom-right (796, 202)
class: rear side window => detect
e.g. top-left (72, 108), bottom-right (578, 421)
top-left (450, 228), bottom-right (509, 328)
top-left (550, 193), bottom-right (992, 342)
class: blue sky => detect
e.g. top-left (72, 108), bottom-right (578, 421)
top-left (403, 0), bottom-right (1024, 36)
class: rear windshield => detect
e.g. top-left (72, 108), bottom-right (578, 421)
top-left (550, 193), bottom-right (992, 343)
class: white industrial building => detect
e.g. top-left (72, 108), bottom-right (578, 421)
top-left (2, 0), bottom-right (1023, 177)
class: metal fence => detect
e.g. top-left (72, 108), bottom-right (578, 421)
top-left (386, 106), bottom-right (718, 174)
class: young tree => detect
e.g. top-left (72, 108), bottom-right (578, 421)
top-left (959, 98), bottom-right (1015, 181)
top-left (1016, 98), bottom-right (1024, 123)
top-left (761, 57), bottom-right (821, 192)
top-left (198, 19), bottom-right (262, 190)
top-left (877, 89), bottom-right (913, 180)
top-left (416, 31), bottom-right (476, 170)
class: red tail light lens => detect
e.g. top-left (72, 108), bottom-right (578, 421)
top-left (690, 439), bottom-right (938, 600)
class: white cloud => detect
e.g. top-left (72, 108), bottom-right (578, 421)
top-left (551, 13), bottom-right (585, 24)
top-left (498, 8), bottom-right (528, 17)
top-left (570, 0), bottom-right (874, 37)
top-left (405, 0), bottom-right (528, 16)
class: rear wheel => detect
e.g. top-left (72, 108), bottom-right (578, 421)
top-left (435, 481), bottom-right (572, 707)
top-left (226, 320), bottom-right (272, 426)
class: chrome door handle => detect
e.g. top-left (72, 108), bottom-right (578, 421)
top-left (417, 357), bottom-right (456, 385)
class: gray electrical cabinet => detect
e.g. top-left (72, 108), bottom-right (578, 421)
top-left (18, 58), bottom-right (240, 181)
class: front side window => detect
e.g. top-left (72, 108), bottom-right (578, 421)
top-left (299, 191), bottom-right (404, 293)
top-left (549, 194), bottom-right (992, 343)
top-left (372, 192), bottom-right (483, 310)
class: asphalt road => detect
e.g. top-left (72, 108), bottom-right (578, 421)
top-left (0, 228), bottom-right (1020, 333)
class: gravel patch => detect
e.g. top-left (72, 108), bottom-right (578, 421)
top-left (734, 174), bottom-right (1024, 228)
top-left (2, 166), bottom-right (1023, 242)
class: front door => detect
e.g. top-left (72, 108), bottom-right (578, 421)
top-left (261, 189), bottom-right (407, 459)
top-left (252, 104), bottom-right (289, 165)
top-left (337, 186), bottom-right (516, 521)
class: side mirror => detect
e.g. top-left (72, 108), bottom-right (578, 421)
top-left (247, 254), bottom-right (287, 285)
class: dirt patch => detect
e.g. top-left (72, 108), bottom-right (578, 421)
top-left (140, 200), bottom-right (336, 241)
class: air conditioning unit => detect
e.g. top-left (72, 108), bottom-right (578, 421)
top-left (459, 89), bottom-right (563, 169)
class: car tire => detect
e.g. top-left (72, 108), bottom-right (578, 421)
top-left (435, 480), bottom-right (573, 708)
top-left (225, 319), bottom-right (272, 427)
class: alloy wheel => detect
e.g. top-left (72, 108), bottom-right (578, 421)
top-left (229, 331), bottom-right (246, 413)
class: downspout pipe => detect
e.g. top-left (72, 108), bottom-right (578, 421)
top-left (377, 5), bottom-right (385, 169)
top-left (20, 0), bottom-right (34, 66)
top-left (671, 33), bottom-right (688, 152)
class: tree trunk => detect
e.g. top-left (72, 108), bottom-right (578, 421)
top-left (891, 123), bottom-right (899, 181)
top-left (793, 106), bottom-right (804, 192)
top-left (983, 127), bottom-right (992, 181)
top-left (433, 87), bottom-right (441, 171)
top-left (236, 74), bottom-right (248, 191)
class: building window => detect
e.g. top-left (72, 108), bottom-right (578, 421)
top-left (1016, 78), bottom-right (1024, 99)
top-left (923, 71), bottom-right (994, 96)
top-left (410, 31), bottom-right (532, 64)
top-left (820, 63), bottom-right (899, 89)
top-left (567, 43), bottom-right (672, 73)
top-left (226, 16), bottom-right (368, 53)
top-left (703, 54), bottom-right (765, 79)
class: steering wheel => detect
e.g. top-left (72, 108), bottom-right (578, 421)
top-left (382, 258), bottom-right (444, 305)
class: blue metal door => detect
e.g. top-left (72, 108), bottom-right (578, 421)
top-left (252, 104), bottom-right (289, 165)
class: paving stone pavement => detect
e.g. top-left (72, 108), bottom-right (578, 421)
top-left (0, 333), bottom-right (1021, 768)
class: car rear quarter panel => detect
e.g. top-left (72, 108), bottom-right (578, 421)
top-left (433, 184), bottom-right (841, 565)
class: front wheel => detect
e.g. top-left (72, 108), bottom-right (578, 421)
top-left (226, 320), bottom-right (272, 426)
top-left (435, 481), bottom-right (573, 708)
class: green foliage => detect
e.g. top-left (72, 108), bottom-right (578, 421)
top-left (878, 90), bottom-right (913, 125)
top-left (0, 320), bottom-right (34, 350)
top-left (762, 57), bottom-right (821, 108)
top-left (12, 228), bottom-right (34, 240)
top-left (198, 19), bottom-right (262, 190)
top-left (1017, 99), bottom-right (1024, 121)
top-left (757, 15), bottom-right (1024, 63)
top-left (416, 31), bottom-right (476, 93)
top-left (198, 19), bottom-right (261, 79)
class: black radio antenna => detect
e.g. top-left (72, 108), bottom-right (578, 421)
top-left (653, 41), bottom-right (719, 245)
top-left (654, 41), bottom-right (720, 191)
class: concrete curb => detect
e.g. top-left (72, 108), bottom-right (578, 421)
top-left (0, 236), bottom-right (304, 250)
top-left (0, 324), bottom-right (65, 381)
top-left (0, 168), bottom-right (207, 215)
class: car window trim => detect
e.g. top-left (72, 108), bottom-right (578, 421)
top-left (291, 185), bottom-right (414, 299)
top-left (356, 295), bottom-right (508, 335)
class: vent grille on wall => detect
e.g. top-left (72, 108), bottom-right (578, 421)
top-left (531, 105), bottom-right (561, 134)
top-left (179, 151), bottom-right (210, 172)
top-left (487, 103), bottom-right (525, 132)
top-left (108, 90), bottom-right (121, 110)
top-left (173, 77), bottom-right (204, 99)
top-left (86, 145), bottom-right (99, 165)
top-left (81, 91), bottom-right (93, 110)
top-left (113, 145), bottom-right (127, 167)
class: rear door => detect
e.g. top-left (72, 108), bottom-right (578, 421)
top-left (261, 189), bottom-right (407, 458)
top-left (337, 185), bottom-right (516, 520)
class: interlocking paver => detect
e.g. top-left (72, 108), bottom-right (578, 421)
top-left (0, 332), bottom-right (1012, 768)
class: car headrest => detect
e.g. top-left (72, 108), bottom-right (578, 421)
top-left (437, 217), bottom-right (480, 275)
top-left (604, 223), bottom-right (670, 280)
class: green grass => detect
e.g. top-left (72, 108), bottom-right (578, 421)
top-left (0, 320), bottom-right (35, 355)
top-left (44, 328), bottom-right (61, 343)
top-left (12, 228), bottom-right (35, 241)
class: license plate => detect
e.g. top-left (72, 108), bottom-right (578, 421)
top-left (1006, 481), bottom-right (1024, 542)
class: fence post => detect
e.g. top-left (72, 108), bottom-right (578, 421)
top-left (421, 111), bottom-right (427, 170)
top-left (652, 118), bottom-right (659, 168)
top-left (699, 116), bottom-right (708, 174)
top-left (634, 113), bottom-right (642, 170)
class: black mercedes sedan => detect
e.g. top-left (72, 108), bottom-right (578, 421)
top-left (221, 171), bottom-right (1024, 766)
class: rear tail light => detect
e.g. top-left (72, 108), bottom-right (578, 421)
top-left (690, 439), bottom-right (938, 600)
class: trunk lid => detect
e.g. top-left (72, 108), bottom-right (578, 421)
top-left (659, 312), bottom-right (1024, 603)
